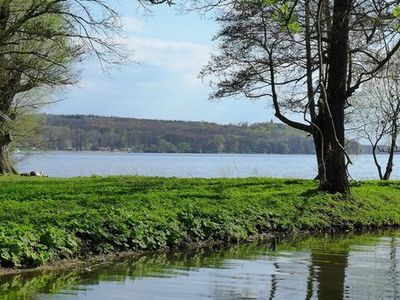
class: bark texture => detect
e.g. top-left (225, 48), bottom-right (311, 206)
top-left (319, 0), bottom-right (352, 193)
top-left (0, 131), bottom-right (17, 175)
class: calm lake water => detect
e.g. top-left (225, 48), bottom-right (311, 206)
top-left (14, 151), bottom-right (400, 180)
top-left (1, 231), bottom-right (400, 300)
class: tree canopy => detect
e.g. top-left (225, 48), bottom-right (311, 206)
top-left (0, 0), bottom-right (124, 174)
top-left (199, 0), bottom-right (400, 193)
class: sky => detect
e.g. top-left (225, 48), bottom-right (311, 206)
top-left (45, 1), bottom-right (276, 124)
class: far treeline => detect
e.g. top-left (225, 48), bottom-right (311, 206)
top-left (37, 114), bottom-right (364, 155)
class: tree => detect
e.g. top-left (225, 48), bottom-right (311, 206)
top-left (197, 0), bottom-right (400, 193)
top-left (0, 0), bottom-right (123, 174)
top-left (350, 60), bottom-right (400, 180)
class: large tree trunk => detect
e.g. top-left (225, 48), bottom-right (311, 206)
top-left (0, 98), bottom-right (17, 175)
top-left (0, 91), bottom-right (18, 175)
top-left (0, 131), bottom-right (17, 175)
top-left (319, 0), bottom-right (352, 194)
top-left (312, 110), bottom-right (327, 182)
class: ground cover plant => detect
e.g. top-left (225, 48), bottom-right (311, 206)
top-left (0, 176), bottom-right (399, 269)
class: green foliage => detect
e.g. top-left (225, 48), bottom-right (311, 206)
top-left (0, 176), bottom-right (400, 269)
top-left (393, 5), bottom-right (400, 31)
top-left (246, 0), bottom-right (302, 33)
top-left (394, 6), bottom-right (400, 18)
top-left (275, 1), bottom-right (302, 33)
top-left (0, 224), bottom-right (78, 268)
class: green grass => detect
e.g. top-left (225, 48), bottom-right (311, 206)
top-left (0, 176), bottom-right (399, 269)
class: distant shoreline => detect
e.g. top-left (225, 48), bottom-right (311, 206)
top-left (36, 114), bottom-right (367, 155)
top-left (16, 149), bottom-right (383, 155)
top-left (16, 150), bottom-right (320, 155)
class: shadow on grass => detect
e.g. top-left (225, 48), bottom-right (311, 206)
top-left (299, 188), bottom-right (320, 198)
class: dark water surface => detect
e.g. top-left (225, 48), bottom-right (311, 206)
top-left (15, 152), bottom-right (400, 180)
top-left (1, 231), bottom-right (400, 299)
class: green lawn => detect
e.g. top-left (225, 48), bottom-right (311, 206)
top-left (0, 176), bottom-right (399, 269)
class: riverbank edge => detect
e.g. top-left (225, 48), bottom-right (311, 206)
top-left (0, 232), bottom-right (279, 276)
top-left (1, 176), bottom-right (400, 273)
top-left (2, 227), bottom-right (394, 277)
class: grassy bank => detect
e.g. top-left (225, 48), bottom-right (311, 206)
top-left (0, 176), bottom-right (399, 269)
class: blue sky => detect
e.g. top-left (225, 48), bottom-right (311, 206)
top-left (45, 2), bottom-right (275, 124)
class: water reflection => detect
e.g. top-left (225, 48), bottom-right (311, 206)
top-left (390, 238), bottom-right (399, 299)
top-left (308, 248), bottom-right (348, 299)
top-left (0, 231), bottom-right (399, 300)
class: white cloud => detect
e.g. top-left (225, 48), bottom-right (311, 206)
top-left (121, 36), bottom-right (211, 86)
top-left (122, 17), bottom-right (144, 33)
top-left (48, 8), bottom-right (276, 124)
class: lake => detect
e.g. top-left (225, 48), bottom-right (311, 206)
top-left (1, 231), bottom-right (399, 299)
top-left (15, 151), bottom-right (400, 180)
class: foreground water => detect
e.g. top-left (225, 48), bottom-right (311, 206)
top-left (15, 152), bottom-right (400, 179)
top-left (1, 231), bottom-right (399, 300)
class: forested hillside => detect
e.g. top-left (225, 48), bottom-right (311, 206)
top-left (38, 114), bottom-right (362, 154)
